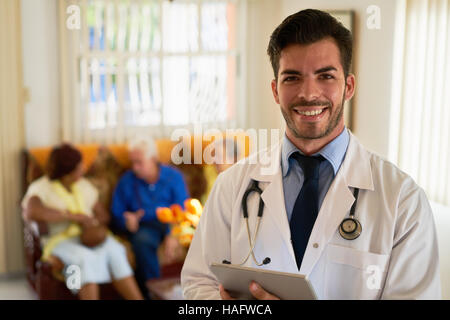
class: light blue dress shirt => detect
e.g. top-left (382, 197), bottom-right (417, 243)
top-left (281, 128), bottom-right (350, 221)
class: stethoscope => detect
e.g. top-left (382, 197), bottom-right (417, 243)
top-left (339, 187), bottom-right (362, 240)
top-left (223, 180), bottom-right (362, 266)
top-left (223, 180), bottom-right (271, 266)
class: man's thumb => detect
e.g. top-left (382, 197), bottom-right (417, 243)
top-left (249, 281), bottom-right (271, 300)
top-left (137, 209), bottom-right (145, 217)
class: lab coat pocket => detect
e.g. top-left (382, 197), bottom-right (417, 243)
top-left (325, 244), bottom-right (390, 300)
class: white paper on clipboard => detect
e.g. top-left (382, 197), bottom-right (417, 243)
top-left (210, 263), bottom-right (318, 300)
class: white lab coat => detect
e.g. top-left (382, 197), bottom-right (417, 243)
top-left (181, 132), bottom-right (441, 299)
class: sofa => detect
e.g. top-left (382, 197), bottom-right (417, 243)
top-left (21, 139), bottom-right (210, 299)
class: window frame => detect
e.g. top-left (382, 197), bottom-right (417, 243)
top-left (59, 0), bottom-right (247, 144)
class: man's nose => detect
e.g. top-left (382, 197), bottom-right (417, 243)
top-left (297, 77), bottom-right (320, 101)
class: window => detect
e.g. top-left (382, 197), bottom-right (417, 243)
top-left (393, 0), bottom-right (450, 206)
top-left (60, 0), bottom-right (244, 142)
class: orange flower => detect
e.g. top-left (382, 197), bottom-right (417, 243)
top-left (156, 207), bottom-right (174, 223)
top-left (185, 212), bottom-right (200, 228)
top-left (179, 233), bottom-right (194, 247)
top-left (170, 204), bottom-right (185, 223)
top-left (157, 200), bottom-right (202, 247)
top-left (170, 225), bottom-right (182, 237)
top-left (184, 198), bottom-right (203, 216)
top-left (180, 221), bottom-right (193, 230)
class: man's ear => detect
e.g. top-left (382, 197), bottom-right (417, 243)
top-left (271, 79), bottom-right (280, 104)
top-left (344, 74), bottom-right (355, 101)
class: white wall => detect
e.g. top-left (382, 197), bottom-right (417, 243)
top-left (244, 0), bottom-right (284, 133)
top-left (21, 0), bottom-right (60, 148)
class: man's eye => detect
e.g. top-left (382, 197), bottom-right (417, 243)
top-left (319, 74), bottom-right (335, 80)
top-left (283, 76), bottom-right (298, 82)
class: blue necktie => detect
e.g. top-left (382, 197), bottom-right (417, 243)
top-left (289, 153), bottom-right (324, 270)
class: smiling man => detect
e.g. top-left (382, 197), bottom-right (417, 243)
top-left (273, 40), bottom-right (354, 154)
top-left (181, 9), bottom-right (441, 300)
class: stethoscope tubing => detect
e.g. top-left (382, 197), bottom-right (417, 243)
top-left (238, 180), bottom-right (268, 266)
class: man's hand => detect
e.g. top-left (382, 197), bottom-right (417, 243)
top-left (124, 209), bottom-right (145, 233)
top-left (219, 284), bottom-right (236, 300)
top-left (248, 281), bottom-right (280, 300)
top-left (163, 235), bottom-right (179, 264)
top-left (219, 281), bottom-right (280, 300)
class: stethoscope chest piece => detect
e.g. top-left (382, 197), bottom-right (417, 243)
top-left (339, 217), bottom-right (362, 240)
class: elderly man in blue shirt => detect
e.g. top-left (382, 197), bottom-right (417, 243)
top-left (111, 136), bottom-right (189, 299)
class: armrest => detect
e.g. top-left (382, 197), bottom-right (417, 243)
top-left (36, 258), bottom-right (65, 283)
top-left (23, 214), bottom-right (49, 237)
top-left (26, 225), bottom-right (65, 282)
top-left (23, 219), bottom-right (44, 282)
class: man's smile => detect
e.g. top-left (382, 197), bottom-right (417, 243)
top-left (292, 106), bottom-right (329, 122)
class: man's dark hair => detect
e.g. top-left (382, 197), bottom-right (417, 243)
top-left (47, 143), bottom-right (82, 180)
top-left (267, 9), bottom-right (353, 79)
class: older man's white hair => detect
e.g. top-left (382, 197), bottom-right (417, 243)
top-left (127, 135), bottom-right (158, 160)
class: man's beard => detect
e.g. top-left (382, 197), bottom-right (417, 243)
top-left (281, 91), bottom-right (346, 140)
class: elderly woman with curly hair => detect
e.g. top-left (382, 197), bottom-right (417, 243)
top-left (22, 143), bottom-right (143, 300)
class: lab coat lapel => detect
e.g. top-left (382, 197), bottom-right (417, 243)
top-left (299, 131), bottom-right (375, 276)
top-left (248, 142), bottom-right (297, 266)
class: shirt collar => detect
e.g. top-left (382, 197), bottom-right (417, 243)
top-left (281, 127), bottom-right (350, 177)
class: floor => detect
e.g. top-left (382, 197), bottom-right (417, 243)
top-left (0, 275), bottom-right (37, 300)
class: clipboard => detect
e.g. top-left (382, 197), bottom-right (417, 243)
top-left (210, 263), bottom-right (317, 300)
